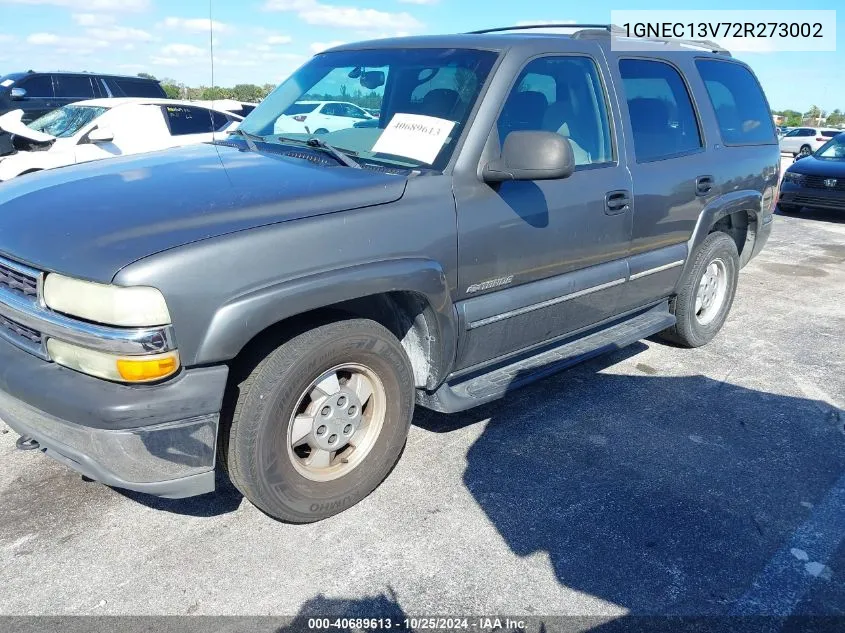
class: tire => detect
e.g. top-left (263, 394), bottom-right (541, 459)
top-left (660, 232), bottom-right (739, 348)
top-left (799, 144), bottom-right (812, 158)
top-left (222, 319), bottom-right (414, 523)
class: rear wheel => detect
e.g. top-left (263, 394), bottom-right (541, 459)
top-left (660, 232), bottom-right (739, 348)
top-left (222, 319), bottom-right (414, 523)
top-left (798, 144), bottom-right (812, 158)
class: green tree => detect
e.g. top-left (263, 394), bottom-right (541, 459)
top-left (162, 84), bottom-right (182, 99)
top-left (826, 109), bottom-right (843, 127)
top-left (137, 72), bottom-right (157, 80)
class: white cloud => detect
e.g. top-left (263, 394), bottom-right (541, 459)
top-left (72, 12), bottom-right (116, 25)
top-left (150, 56), bottom-right (180, 67)
top-left (266, 35), bottom-right (292, 45)
top-left (26, 31), bottom-right (109, 54)
top-left (90, 25), bottom-right (154, 42)
top-left (0, 0), bottom-right (149, 11)
top-left (264, 0), bottom-right (423, 31)
top-left (161, 43), bottom-right (207, 57)
top-left (310, 40), bottom-right (345, 53)
top-left (161, 17), bottom-right (230, 33)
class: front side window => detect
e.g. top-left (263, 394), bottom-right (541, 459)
top-left (163, 106), bottom-right (217, 136)
top-left (28, 105), bottom-right (107, 138)
top-left (497, 55), bottom-right (613, 167)
top-left (240, 47), bottom-right (498, 169)
top-left (17, 75), bottom-right (53, 98)
top-left (695, 60), bottom-right (775, 145)
top-left (619, 59), bottom-right (702, 162)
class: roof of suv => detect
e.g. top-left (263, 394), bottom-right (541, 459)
top-left (2, 70), bottom-right (160, 81)
top-left (328, 25), bottom-right (732, 58)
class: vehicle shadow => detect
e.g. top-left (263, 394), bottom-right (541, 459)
top-left (116, 467), bottom-right (243, 517)
top-left (277, 588), bottom-right (408, 632)
top-left (776, 205), bottom-right (845, 225)
top-left (414, 346), bottom-right (845, 615)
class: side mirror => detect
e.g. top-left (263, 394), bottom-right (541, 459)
top-left (88, 127), bottom-right (114, 143)
top-left (483, 131), bottom-right (575, 183)
top-left (10, 88), bottom-right (26, 100)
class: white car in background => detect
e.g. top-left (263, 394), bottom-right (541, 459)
top-left (273, 100), bottom-right (374, 135)
top-left (0, 98), bottom-right (241, 181)
top-left (779, 127), bottom-right (841, 158)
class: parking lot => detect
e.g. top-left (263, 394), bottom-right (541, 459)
top-left (1, 159), bottom-right (843, 621)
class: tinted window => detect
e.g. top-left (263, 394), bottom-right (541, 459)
top-left (283, 102), bottom-right (318, 115)
top-left (54, 75), bottom-right (95, 98)
top-left (799, 129), bottom-right (815, 136)
top-left (498, 55), bottom-right (613, 166)
top-left (17, 75), bottom-right (53, 97)
top-left (208, 109), bottom-right (233, 131)
top-left (821, 130), bottom-right (839, 137)
top-left (163, 106), bottom-right (215, 135)
top-left (784, 129), bottom-right (801, 137)
top-left (112, 78), bottom-right (165, 98)
top-left (619, 59), bottom-right (702, 162)
top-left (696, 60), bottom-right (775, 145)
top-left (321, 103), bottom-right (341, 116)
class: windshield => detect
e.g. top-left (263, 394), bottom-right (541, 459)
top-left (815, 133), bottom-right (845, 160)
top-left (28, 105), bottom-right (108, 138)
top-left (240, 48), bottom-right (498, 170)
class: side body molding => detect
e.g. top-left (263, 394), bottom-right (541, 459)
top-left (193, 258), bottom-right (458, 379)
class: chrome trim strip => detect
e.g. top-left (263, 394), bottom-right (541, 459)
top-left (629, 260), bottom-right (685, 281)
top-left (0, 254), bottom-right (42, 280)
top-left (468, 278), bottom-right (627, 330)
top-left (0, 286), bottom-right (176, 356)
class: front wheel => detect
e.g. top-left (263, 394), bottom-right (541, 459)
top-left (222, 319), bottom-right (415, 523)
top-left (660, 232), bottom-right (739, 348)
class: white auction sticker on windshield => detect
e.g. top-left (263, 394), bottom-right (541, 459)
top-left (0, 79), bottom-right (14, 88)
top-left (372, 113), bottom-right (456, 165)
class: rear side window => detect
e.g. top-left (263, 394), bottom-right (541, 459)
top-left (284, 103), bottom-right (318, 115)
top-left (16, 75), bottom-right (53, 97)
top-left (821, 130), bottom-right (839, 138)
top-left (695, 60), bottom-right (775, 145)
top-left (208, 110), bottom-right (234, 131)
top-left (54, 75), bottom-right (96, 98)
top-left (162, 106), bottom-right (217, 135)
top-left (619, 59), bottom-right (702, 162)
top-left (110, 78), bottom-right (165, 98)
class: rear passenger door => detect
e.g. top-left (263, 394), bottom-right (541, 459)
top-left (611, 57), bottom-right (714, 314)
top-left (453, 53), bottom-right (633, 371)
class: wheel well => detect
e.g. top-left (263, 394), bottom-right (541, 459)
top-left (710, 210), bottom-right (754, 263)
top-left (228, 292), bottom-right (444, 390)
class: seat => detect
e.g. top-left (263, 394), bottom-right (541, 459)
top-left (422, 89), bottom-right (461, 120)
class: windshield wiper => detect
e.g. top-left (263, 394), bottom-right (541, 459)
top-left (227, 128), bottom-right (263, 152)
top-left (277, 135), bottom-right (361, 169)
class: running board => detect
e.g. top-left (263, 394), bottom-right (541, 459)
top-left (418, 303), bottom-right (675, 413)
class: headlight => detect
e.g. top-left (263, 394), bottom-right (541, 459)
top-left (46, 339), bottom-right (180, 383)
top-left (782, 172), bottom-right (806, 185)
top-left (43, 273), bottom-right (171, 327)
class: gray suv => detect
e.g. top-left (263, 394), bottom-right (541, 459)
top-left (0, 25), bottom-right (779, 523)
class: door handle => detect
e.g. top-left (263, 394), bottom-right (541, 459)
top-left (696, 175), bottom-right (714, 196)
top-left (605, 190), bottom-right (631, 215)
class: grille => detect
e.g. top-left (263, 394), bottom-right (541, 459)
top-left (0, 260), bottom-right (39, 299)
top-left (0, 313), bottom-right (42, 346)
top-left (792, 194), bottom-right (845, 209)
top-left (804, 175), bottom-right (845, 191)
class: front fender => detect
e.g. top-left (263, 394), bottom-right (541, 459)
top-left (193, 257), bottom-right (458, 374)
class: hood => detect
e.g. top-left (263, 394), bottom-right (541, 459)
top-left (787, 155), bottom-right (845, 177)
top-left (0, 142), bottom-right (407, 283)
top-left (0, 109), bottom-right (55, 143)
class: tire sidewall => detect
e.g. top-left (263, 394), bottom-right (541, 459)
top-left (241, 322), bottom-right (413, 522)
top-left (676, 234), bottom-right (739, 347)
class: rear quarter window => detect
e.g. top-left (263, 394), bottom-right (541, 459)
top-left (111, 78), bottom-right (166, 98)
top-left (162, 105), bottom-right (217, 135)
top-left (695, 59), bottom-right (776, 145)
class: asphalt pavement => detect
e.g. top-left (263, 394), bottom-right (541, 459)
top-left (1, 158), bottom-right (843, 621)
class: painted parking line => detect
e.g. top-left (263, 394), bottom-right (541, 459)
top-left (730, 471), bottom-right (845, 616)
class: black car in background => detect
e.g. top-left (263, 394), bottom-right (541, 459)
top-left (779, 132), bottom-right (845, 214)
top-left (0, 71), bottom-right (167, 122)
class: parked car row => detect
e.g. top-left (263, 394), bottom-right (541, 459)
top-left (778, 126), bottom-right (841, 157)
top-left (0, 98), bottom-right (242, 181)
top-left (779, 131), bottom-right (845, 214)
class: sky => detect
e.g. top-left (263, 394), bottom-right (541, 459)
top-left (0, 0), bottom-right (841, 113)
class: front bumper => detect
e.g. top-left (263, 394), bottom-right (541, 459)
top-left (779, 184), bottom-right (845, 211)
top-left (0, 335), bottom-right (229, 498)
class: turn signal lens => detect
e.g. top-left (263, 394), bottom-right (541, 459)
top-left (117, 354), bottom-right (180, 382)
